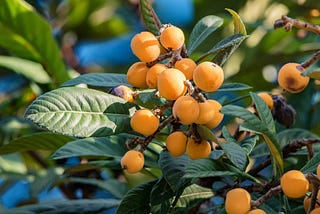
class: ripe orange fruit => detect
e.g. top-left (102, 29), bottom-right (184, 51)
top-left (277, 63), bottom-right (310, 93)
top-left (225, 188), bottom-right (251, 214)
top-left (157, 68), bottom-right (187, 100)
top-left (247, 209), bottom-right (266, 214)
top-left (127, 62), bottom-right (149, 88)
top-left (311, 208), bottom-right (320, 214)
top-left (186, 138), bottom-right (211, 160)
top-left (166, 131), bottom-right (187, 157)
top-left (194, 99), bottom-right (217, 124)
top-left (280, 170), bottom-right (309, 198)
top-left (121, 150), bottom-right (144, 173)
top-left (257, 92), bottom-right (274, 110)
top-left (205, 100), bottom-right (224, 129)
top-left (160, 26), bottom-right (185, 50)
top-left (174, 58), bottom-right (196, 80)
top-left (172, 95), bottom-right (200, 125)
top-left (130, 109), bottom-right (159, 136)
top-left (130, 31), bottom-right (160, 62)
top-left (146, 63), bottom-right (167, 88)
top-left (193, 61), bottom-right (224, 92)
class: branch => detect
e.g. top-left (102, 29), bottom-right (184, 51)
top-left (274, 15), bottom-right (320, 35)
top-left (251, 185), bottom-right (282, 208)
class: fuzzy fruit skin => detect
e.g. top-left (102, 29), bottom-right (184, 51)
top-left (174, 58), bottom-right (196, 80)
top-left (205, 100), bottom-right (224, 129)
top-left (194, 99), bottom-right (217, 124)
top-left (130, 31), bottom-right (160, 62)
top-left (160, 26), bottom-right (185, 50)
top-left (130, 109), bottom-right (159, 136)
top-left (110, 85), bottom-right (134, 103)
top-left (146, 63), bottom-right (167, 88)
top-left (173, 95), bottom-right (200, 125)
top-left (121, 150), bottom-right (144, 173)
top-left (280, 170), bottom-right (309, 198)
top-left (277, 63), bottom-right (310, 93)
top-left (246, 209), bottom-right (266, 214)
top-left (157, 68), bottom-right (187, 100)
top-left (127, 62), bottom-right (149, 88)
top-left (186, 138), bottom-right (211, 160)
top-left (257, 92), bottom-right (274, 110)
top-left (193, 61), bottom-right (224, 92)
top-left (225, 188), bottom-right (251, 214)
top-left (166, 131), bottom-right (187, 157)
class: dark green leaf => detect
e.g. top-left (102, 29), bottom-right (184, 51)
top-left (184, 158), bottom-right (236, 179)
top-left (0, 56), bottom-right (50, 84)
top-left (137, 89), bottom-right (158, 103)
top-left (25, 87), bottom-right (135, 137)
top-left (225, 8), bottom-right (247, 35)
top-left (210, 150), bottom-right (225, 160)
top-left (158, 151), bottom-right (191, 192)
top-left (5, 199), bottom-right (120, 214)
top-left (140, 0), bottom-right (161, 35)
top-left (220, 127), bottom-right (248, 170)
top-left (239, 135), bottom-right (259, 154)
top-left (216, 83), bottom-right (252, 92)
top-left (150, 177), bottom-right (175, 214)
top-left (196, 125), bottom-right (218, 143)
top-left (188, 15), bottom-right (223, 54)
top-left (277, 128), bottom-right (319, 149)
top-left (117, 179), bottom-right (158, 214)
top-left (301, 151), bottom-right (320, 173)
top-left (60, 73), bottom-right (130, 88)
top-left (0, 132), bottom-right (72, 154)
top-left (0, 0), bottom-right (69, 85)
top-left (51, 135), bottom-right (127, 160)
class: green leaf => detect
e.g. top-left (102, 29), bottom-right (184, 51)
top-left (0, 0), bottom-right (69, 85)
top-left (61, 73), bottom-right (130, 88)
top-left (158, 151), bottom-right (191, 193)
top-left (221, 105), bottom-right (283, 176)
top-left (216, 83), bottom-right (252, 92)
top-left (277, 128), bottom-right (319, 149)
top-left (220, 127), bottom-right (248, 170)
top-left (225, 8), bottom-right (247, 35)
top-left (196, 125), bottom-right (218, 143)
top-left (51, 136), bottom-right (128, 160)
top-left (173, 184), bottom-right (214, 213)
top-left (300, 151), bottom-right (320, 173)
top-left (5, 199), bottom-right (120, 214)
top-left (137, 89), bottom-right (157, 103)
top-left (0, 56), bottom-right (51, 84)
top-left (117, 179), bottom-right (158, 214)
top-left (140, 0), bottom-right (161, 35)
top-left (197, 34), bottom-right (248, 66)
top-left (187, 15), bottom-right (223, 54)
top-left (150, 177), bottom-right (175, 214)
top-left (184, 158), bottom-right (236, 179)
top-left (239, 135), bottom-right (259, 154)
top-left (25, 87), bottom-right (135, 138)
top-left (60, 177), bottom-right (128, 199)
top-left (29, 168), bottom-right (61, 197)
top-left (0, 132), bottom-right (72, 154)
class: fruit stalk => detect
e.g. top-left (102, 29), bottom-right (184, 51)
top-left (274, 15), bottom-right (320, 35)
top-left (251, 185), bottom-right (282, 208)
top-left (305, 173), bottom-right (320, 213)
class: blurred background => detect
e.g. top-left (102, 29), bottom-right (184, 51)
top-left (0, 0), bottom-right (320, 212)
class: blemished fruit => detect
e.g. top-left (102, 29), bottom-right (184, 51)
top-left (130, 109), bottom-right (159, 136)
top-left (277, 62), bottom-right (310, 93)
top-left (311, 208), bottom-right (320, 214)
top-left (146, 63), bottom-right (167, 88)
top-left (110, 85), bottom-right (134, 103)
top-left (195, 99), bottom-right (217, 124)
top-left (205, 100), bottom-right (224, 129)
top-left (280, 170), bottom-right (309, 198)
top-left (121, 150), bottom-right (144, 173)
top-left (225, 188), bottom-right (251, 214)
top-left (257, 92), bottom-right (274, 110)
top-left (193, 61), bottom-right (224, 92)
top-left (174, 58), bottom-right (196, 80)
top-left (157, 68), bottom-right (187, 100)
top-left (173, 95), bottom-right (200, 125)
top-left (246, 209), bottom-right (266, 214)
top-left (160, 26), bottom-right (185, 50)
top-left (127, 62), bottom-right (149, 88)
top-left (130, 31), bottom-right (161, 62)
top-left (166, 131), bottom-right (187, 157)
top-left (186, 138), bottom-right (211, 160)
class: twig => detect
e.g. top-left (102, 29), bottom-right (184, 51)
top-left (274, 15), bottom-right (320, 35)
top-left (251, 185), bottom-right (282, 208)
top-left (306, 173), bottom-right (320, 213)
top-left (301, 50), bottom-right (320, 69)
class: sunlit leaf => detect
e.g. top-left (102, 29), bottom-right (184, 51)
top-left (60, 73), bottom-right (130, 88)
top-left (0, 56), bottom-right (50, 84)
top-left (140, 0), bottom-right (161, 35)
top-left (25, 87), bottom-right (135, 137)
top-left (188, 15), bottom-right (223, 54)
top-left (0, 0), bottom-right (69, 85)
top-left (225, 8), bottom-right (247, 35)
top-left (0, 132), bottom-right (72, 154)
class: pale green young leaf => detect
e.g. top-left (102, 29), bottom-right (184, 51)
top-left (225, 8), bottom-right (247, 35)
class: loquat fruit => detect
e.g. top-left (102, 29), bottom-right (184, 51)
top-left (204, 100), bottom-right (224, 129)
top-left (174, 58), bottom-right (197, 80)
top-left (246, 209), bottom-right (266, 214)
top-left (186, 138), bottom-right (211, 160)
top-left (280, 170), bottom-right (309, 198)
top-left (110, 85), bottom-right (135, 103)
top-left (146, 63), bottom-right (167, 89)
top-left (160, 25), bottom-right (185, 50)
top-left (130, 109), bottom-right (159, 136)
top-left (127, 62), bottom-right (149, 88)
top-left (257, 92), bottom-right (274, 110)
top-left (225, 188), bottom-right (251, 214)
top-left (172, 95), bottom-right (200, 125)
top-left (166, 131), bottom-right (188, 157)
top-left (121, 150), bottom-right (144, 174)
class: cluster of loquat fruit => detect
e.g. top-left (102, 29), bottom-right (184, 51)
top-left (118, 25), bottom-right (225, 174)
